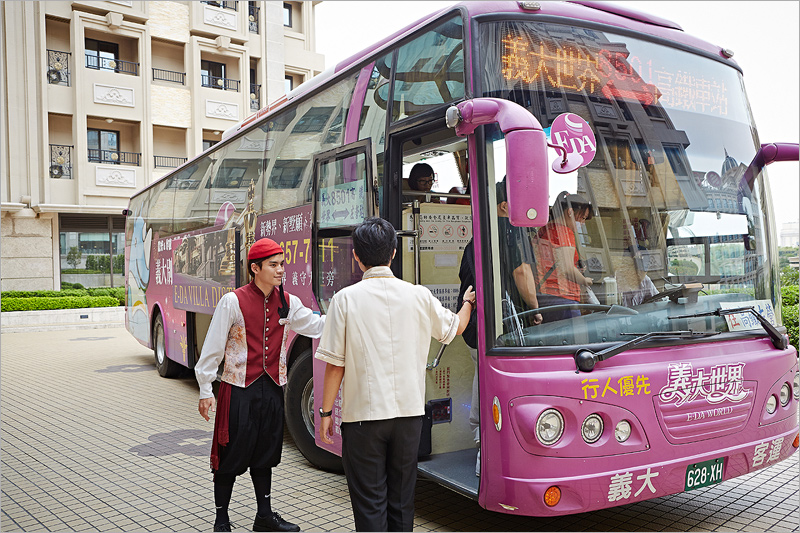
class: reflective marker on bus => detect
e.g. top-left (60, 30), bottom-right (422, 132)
top-left (125, 0), bottom-right (799, 517)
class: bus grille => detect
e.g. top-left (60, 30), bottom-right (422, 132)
top-left (652, 381), bottom-right (756, 444)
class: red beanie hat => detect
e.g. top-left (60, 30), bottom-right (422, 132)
top-left (248, 238), bottom-right (283, 261)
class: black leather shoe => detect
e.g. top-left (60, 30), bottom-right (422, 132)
top-left (213, 521), bottom-right (233, 532)
top-left (253, 511), bottom-right (301, 532)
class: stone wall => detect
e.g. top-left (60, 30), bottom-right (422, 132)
top-left (1, 211), bottom-right (56, 291)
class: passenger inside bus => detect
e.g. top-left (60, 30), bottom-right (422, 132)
top-left (402, 162), bottom-right (440, 203)
top-left (532, 191), bottom-right (595, 322)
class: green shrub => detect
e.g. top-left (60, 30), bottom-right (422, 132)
top-left (88, 287), bottom-right (125, 305)
top-left (1, 296), bottom-right (120, 312)
top-left (781, 285), bottom-right (799, 307)
top-left (2, 289), bottom-right (89, 298)
top-left (783, 303), bottom-right (798, 352)
top-left (781, 267), bottom-right (799, 286)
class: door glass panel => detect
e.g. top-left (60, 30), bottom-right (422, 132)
top-left (314, 151), bottom-right (369, 312)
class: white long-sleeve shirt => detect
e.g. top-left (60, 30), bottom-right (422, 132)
top-left (195, 290), bottom-right (325, 399)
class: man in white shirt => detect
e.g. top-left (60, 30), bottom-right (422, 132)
top-left (195, 238), bottom-right (325, 532)
top-left (315, 217), bottom-right (475, 532)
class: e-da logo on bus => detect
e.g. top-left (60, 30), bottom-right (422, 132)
top-left (549, 113), bottom-right (597, 168)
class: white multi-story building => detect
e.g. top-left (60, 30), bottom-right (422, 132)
top-left (1, 1), bottom-right (323, 290)
top-left (780, 221), bottom-right (799, 248)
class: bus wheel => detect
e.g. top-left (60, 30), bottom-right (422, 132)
top-left (153, 314), bottom-right (181, 378)
top-left (285, 348), bottom-right (343, 473)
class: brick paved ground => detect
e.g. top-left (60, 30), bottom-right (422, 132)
top-left (1, 327), bottom-right (798, 532)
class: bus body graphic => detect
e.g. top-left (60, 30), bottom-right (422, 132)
top-left (125, 0), bottom-right (799, 517)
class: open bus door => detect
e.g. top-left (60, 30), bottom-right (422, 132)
top-left (306, 140), bottom-right (376, 466)
top-left (388, 121), bottom-right (481, 499)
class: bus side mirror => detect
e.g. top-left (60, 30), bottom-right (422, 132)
top-left (447, 98), bottom-right (550, 227)
top-left (742, 142), bottom-right (799, 187)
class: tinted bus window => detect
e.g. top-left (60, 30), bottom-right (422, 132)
top-left (263, 73), bottom-right (358, 212)
top-left (391, 15), bottom-right (464, 122)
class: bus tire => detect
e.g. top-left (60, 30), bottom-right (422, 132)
top-left (284, 348), bottom-right (344, 473)
top-left (153, 313), bottom-right (182, 378)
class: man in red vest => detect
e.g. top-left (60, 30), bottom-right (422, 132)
top-left (196, 238), bottom-right (325, 532)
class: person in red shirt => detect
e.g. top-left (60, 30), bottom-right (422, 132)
top-left (534, 191), bottom-right (595, 321)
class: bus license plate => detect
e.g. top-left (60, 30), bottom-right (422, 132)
top-left (685, 458), bottom-right (725, 491)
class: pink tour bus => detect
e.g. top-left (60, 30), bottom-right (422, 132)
top-left (125, 0), bottom-right (798, 517)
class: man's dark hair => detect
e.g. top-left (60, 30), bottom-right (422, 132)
top-left (353, 217), bottom-right (396, 268)
top-left (409, 163), bottom-right (434, 190)
top-left (496, 177), bottom-right (507, 204)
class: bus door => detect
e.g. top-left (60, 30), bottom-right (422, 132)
top-left (389, 124), bottom-right (479, 497)
top-left (311, 140), bottom-right (376, 457)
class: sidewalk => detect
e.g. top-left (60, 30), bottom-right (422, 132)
top-left (0, 306), bottom-right (124, 333)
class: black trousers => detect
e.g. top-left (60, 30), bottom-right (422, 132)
top-left (341, 416), bottom-right (423, 532)
top-left (216, 374), bottom-right (284, 477)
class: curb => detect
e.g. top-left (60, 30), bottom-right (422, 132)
top-left (1, 306), bottom-right (125, 333)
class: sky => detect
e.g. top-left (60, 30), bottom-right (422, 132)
top-left (314, 0), bottom-right (799, 233)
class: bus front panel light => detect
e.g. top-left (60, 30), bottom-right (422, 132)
top-left (581, 414), bottom-right (603, 444)
top-left (536, 409), bottom-right (564, 446)
top-left (615, 420), bottom-right (631, 442)
top-left (780, 383), bottom-right (791, 406)
top-left (766, 395), bottom-right (777, 414)
top-left (793, 372), bottom-right (799, 400)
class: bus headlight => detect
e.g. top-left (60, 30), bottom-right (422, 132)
top-left (780, 383), bottom-right (791, 406)
top-left (793, 372), bottom-right (799, 400)
top-left (766, 395), bottom-right (777, 414)
top-left (581, 414), bottom-right (603, 444)
top-left (615, 420), bottom-right (631, 442)
top-left (536, 409), bottom-right (564, 445)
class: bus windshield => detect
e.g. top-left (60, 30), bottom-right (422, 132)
top-left (479, 20), bottom-right (778, 349)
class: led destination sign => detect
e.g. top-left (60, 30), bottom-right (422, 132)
top-left (499, 31), bottom-right (729, 116)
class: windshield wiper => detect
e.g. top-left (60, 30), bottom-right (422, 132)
top-left (668, 306), bottom-right (788, 351)
top-left (574, 330), bottom-right (719, 372)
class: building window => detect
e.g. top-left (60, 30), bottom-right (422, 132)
top-left (59, 214), bottom-right (126, 288)
top-left (292, 106), bottom-right (334, 134)
top-left (201, 60), bottom-right (226, 89)
top-left (85, 38), bottom-right (119, 71)
top-left (285, 74), bottom-right (294, 94)
top-left (283, 2), bottom-right (292, 27)
top-left (88, 128), bottom-right (120, 164)
top-left (203, 139), bottom-right (219, 151)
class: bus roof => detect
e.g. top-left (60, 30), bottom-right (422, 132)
top-left (142, 0), bottom-right (739, 198)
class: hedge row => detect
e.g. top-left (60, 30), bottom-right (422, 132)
top-left (3, 287), bottom-right (125, 305)
top-left (1, 296), bottom-right (120, 312)
top-left (780, 285), bottom-right (799, 307)
top-left (783, 304), bottom-right (798, 352)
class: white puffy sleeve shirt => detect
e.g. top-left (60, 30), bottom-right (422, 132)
top-left (196, 292), bottom-right (325, 399)
top-left (315, 266), bottom-right (459, 422)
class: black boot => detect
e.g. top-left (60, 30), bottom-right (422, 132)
top-left (253, 511), bottom-right (301, 532)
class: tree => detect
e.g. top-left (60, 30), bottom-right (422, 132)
top-left (66, 247), bottom-right (82, 269)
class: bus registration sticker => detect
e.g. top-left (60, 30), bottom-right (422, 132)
top-left (685, 457), bottom-right (724, 491)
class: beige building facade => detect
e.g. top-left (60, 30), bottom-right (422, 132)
top-left (1, 0), bottom-right (323, 291)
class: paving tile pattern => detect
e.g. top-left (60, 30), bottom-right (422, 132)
top-left (1, 328), bottom-right (798, 532)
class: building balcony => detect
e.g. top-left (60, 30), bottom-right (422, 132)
top-left (85, 56), bottom-right (139, 76)
top-left (154, 155), bottom-right (188, 168)
top-left (47, 50), bottom-right (71, 87)
top-left (201, 74), bottom-right (240, 92)
top-left (248, 4), bottom-right (259, 33)
top-left (250, 83), bottom-right (261, 110)
top-left (152, 68), bottom-right (186, 85)
top-left (202, 0), bottom-right (238, 10)
top-left (88, 149), bottom-right (141, 166)
top-left (49, 144), bottom-right (73, 178)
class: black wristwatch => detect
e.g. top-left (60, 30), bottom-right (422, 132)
top-left (319, 407), bottom-right (333, 418)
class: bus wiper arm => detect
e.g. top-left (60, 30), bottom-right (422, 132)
top-left (668, 306), bottom-right (788, 351)
top-left (574, 330), bottom-right (719, 373)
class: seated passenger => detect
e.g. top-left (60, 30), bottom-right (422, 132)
top-left (533, 191), bottom-right (595, 321)
top-left (403, 163), bottom-right (440, 203)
